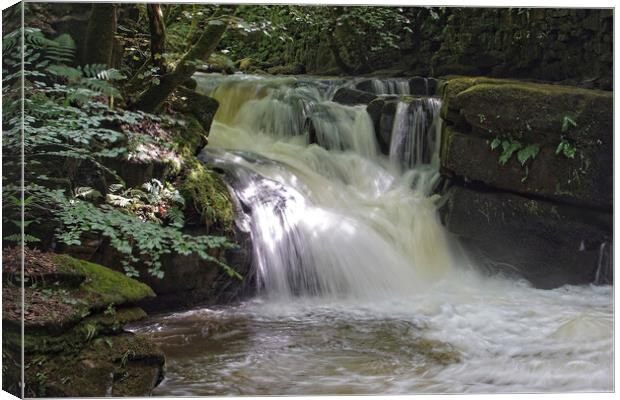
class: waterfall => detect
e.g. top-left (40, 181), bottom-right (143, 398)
top-left (141, 74), bottom-right (612, 396)
top-left (388, 98), bottom-right (442, 170)
top-left (199, 75), bottom-right (458, 300)
top-left (594, 242), bottom-right (613, 285)
top-left (370, 78), bottom-right (411, 95)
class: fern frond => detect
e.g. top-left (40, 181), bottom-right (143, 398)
top-left (47, 64), bottom-right (82, 80)
top-left (83, 78), bottom-right (122, 99)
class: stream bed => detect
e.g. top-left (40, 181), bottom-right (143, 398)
top-left (133, 282), bottom-right (612, 395)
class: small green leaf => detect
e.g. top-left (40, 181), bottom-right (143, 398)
top-left (499, 140), bottom-right (522, 165)
top-left (517, 144), bottom-right (541, 165)
top-left (490, 138), bottom-right (501, 150)
top-left (561, 116), bottom-right (577, 133)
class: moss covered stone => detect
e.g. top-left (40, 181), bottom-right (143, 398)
top-left (5, 307), bottom-right (147, 354)
top-left (2, 252), bottom-right (163, 397)
top-left (452, 80), bottom-right (612, 145)
top-left (439, 77), bottom-right (612, 209)
top-left (17, 333), bottom-right (164, 397)
top-left (180, 158), bottom-right (235, 234)
top-left (54, 254), bottom-right (155, 309)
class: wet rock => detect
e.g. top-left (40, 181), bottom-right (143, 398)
top-left (409, 76), bottom-right (439, 95)
top-left (366, 98), bottom-right (386, 150)
top-left (409, 76), bottom-right (426, 95)
top-left (174, 87), bottom-right (219, 139)
top-left (354, 79), bottom-right (376, 93)
top-left (198, 53), bottom-right (235, 74)
top-left (366, 98), bottom-right (397, 155)
top-left (440, 77), bottom-right (612, 210)
top-left (266, 63), bottom-right (306, 75)
top-left (2, 249), bottom-right (162, 397)
top-left (86, 162), bottom-right (254, 312)
top-left (438, 76), bottom-right (613, 287)
top-left (181, 77), bottom-right (198, 90)
top-left (332, 87), bottom-right (377, 105)
top-left (438, 184), bottom-right (612, 288)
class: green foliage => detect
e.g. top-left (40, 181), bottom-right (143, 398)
top-left (557, 116), bottom-right (578, 159)
top-left (556, 139), bottom-right (577, 159)
top-left (517, 144), bottom-right (541, 166)
top-left (2, 28), bottom-right (238, 280)
top-left (561, 115), bottom-right (577, 133)
top-left (498, 139), bottom-right (522, 165)
top-left (105, 179), bottom-right (185, 228)
top-left (489, 136), bottom-right (541, 182)
top-left (218, 5), bottom-right (412, 71)
top-left (48, 188), bottom-right (239, 279)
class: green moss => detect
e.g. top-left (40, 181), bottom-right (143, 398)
top-left (54, 255), bottom-right (155, 308)
top-left (20, 333), bottom-right (164, 397)
top-left (180, 158), bottom-right (235, 234)
top-left (5, 307), bottom-right (148, 354)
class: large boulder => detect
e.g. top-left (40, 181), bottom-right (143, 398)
top-left (441, 125), bottom-right (612, 209)
top-left (439, 185), bottom-right (612, 288)
top-left (440, 77), bottom-right (612, 210)
top-left (2, 248), bottom-right (163, 397)
top-left (437, 76), bottom-right (613, 288)
top-left (409, 76), bottom-right (439, 95)
top-left (332, 87), bottom-right (377, 105)
top-left (83, 161), bottom-right (254, 312)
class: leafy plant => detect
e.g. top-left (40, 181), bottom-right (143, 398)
top-left (2, 28), bottom-right (238, 281)
top-left (561, 115), bottom-right (577, 133)
top-left (557, 116), bottom-right (578, 159)
top-left (489, 136), bottom-right (541, 181)
top-left (105, 179), bottom-right (185, 228)
top-left (517, 144), bottom-right (541, 166)
top-left (498, 139), bottom-right (522, 165)
top-left (556, 139), bottom-right (577, 159)
top-left (49, 188), bottom-right (238, 279)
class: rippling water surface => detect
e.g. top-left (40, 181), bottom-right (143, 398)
top-left (133, 282), bottom-right (612, 395)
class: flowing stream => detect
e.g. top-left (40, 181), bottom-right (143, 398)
top-left (132, 74), bottom-right (613, 395)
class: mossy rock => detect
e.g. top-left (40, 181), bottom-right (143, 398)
top-left (54, 254), bottom-right (155, 310)
top-left (452, 81), bottom-right (612, 146)
top-left (439, 77), bottom-right (612, 209)
top-left (204, 52), bottom-right (235, 74)
top-left (4, 307), bottom-right (147, 353)
top-left (236, 57), bottom-right (253, 71)
top-left (15, 332), bottom-right (164, 397)
top-left (180, 158), bottom-right (235, 235)
top-left (175, 86), bottom-right (219, 140)
top-left (3, 255), bottom-right (153, 332)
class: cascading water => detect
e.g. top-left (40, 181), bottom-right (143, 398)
top-left (132, 74), bottom-right (613, 395)
top-left (388, 98), bottom-right (442, 170)
top-left (371, 78), bottom-right (411, 94)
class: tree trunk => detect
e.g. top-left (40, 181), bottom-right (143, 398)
top-left (134, 20), bottom-right (227, 113)
top-left (83, 4), bottom-right (117, 66)
top-left (147, 4), bottom-right (166, 74)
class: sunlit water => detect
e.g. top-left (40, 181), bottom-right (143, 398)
top-left (131, 74), bottom-right (613, 395)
